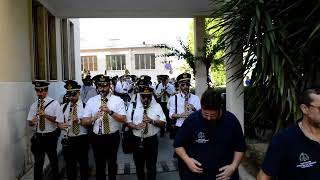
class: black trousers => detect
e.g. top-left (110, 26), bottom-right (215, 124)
top-left (62, 135), bottom-right (89, 180)
top-left (159, 102), bottom-right (170, 136)
top-left (91, 131), bottom-right (120, 180)
top-left (31, 131), bottom-right (59, 180)
top-left (132, 135), bottom-right (158, 180)
top-left (172, 126), bottom-right (186, 179)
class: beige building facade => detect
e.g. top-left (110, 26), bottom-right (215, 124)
top-left (81, 46), bottom-right (173, 82)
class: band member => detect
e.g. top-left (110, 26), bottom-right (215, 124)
top-left (126, 83), bottom-right (166, 180)
top-left (155, 75), bottom-right (175, 136)
top-left (27, 81), bottom-right (62, 180)
top-left (57, 80), bottom-right (89, 180)
top-left (131, 75), bottom-right (154, 104)
top-left (81, 73), bottom-right (96, 103)
top-left (82, 75), bottom-right (127, 180)
top-left (114, 75), bottom-right (131, 108)
top-left (167, 73), bottom-right (201, 178)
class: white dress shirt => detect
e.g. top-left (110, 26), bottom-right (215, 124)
top-left (154, 83), bottom-right (175, 102)
top-left (81, 85), bottom-right (97, 103)
top-left (56, 100), bottom-right (88, 137)
top-left (167, 92), bottom-right (201, 127)
top-left (126, 96), bottom-right (166, 138)
top-left (27, 96), bottom-right (62, 133)
top-left (115, 81), bottom-right (129, 94)
top-left (83, 93), bottom-right (126, 135)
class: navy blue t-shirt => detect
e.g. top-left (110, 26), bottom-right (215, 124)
top-left (261, 124), bottom-right (320, 180)
top-left (173, 110), bottom-right (246, 180)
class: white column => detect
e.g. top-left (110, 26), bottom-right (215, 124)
top-left (225, 45), bottom-right (244, 132)
top-left (194, 17), bottom-right (207, 97)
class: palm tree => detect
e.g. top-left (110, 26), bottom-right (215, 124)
top-left (209, 0), bottom-right (320, 131)
top-left (154, 19), bottom-right (225, 87)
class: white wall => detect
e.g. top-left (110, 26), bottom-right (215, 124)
top-left (70, 19), bottom-right (82, 83)
top-left (0, 0), bottom-right (80, 179)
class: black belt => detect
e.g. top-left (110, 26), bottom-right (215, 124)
top-left (93, 130), bottom-right (119, 136)
top-left (35, 131), bottom-right (56, 137)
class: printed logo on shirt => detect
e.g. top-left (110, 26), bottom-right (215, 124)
top-left (296, 152), bottom-right (317, 169)
top-left (195, 132), bottom-right (209, 143)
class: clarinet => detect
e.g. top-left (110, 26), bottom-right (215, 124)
top-left (139, 103), bottom-right (149, 149)
top-left (98, 121), bottom-right (102, 135)
top-left (163, 85), bottom-right (168, 101)
top-left (34, 99), bottom-right (41, 137)
top-left (98, 97), bottom-right (108, 135)
top-left (64, 103), bottom-right (73, 139)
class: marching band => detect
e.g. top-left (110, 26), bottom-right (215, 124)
top-left (28, 72), bottom-right (199, 180)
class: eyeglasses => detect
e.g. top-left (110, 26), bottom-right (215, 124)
top-left (68, 91), bottom-right (78, 97)
top-left (35, 89), bottom-right (45, 92)
top-left (98, 85), bottom-right (110, 89)
top-left (180, 82), bottom-right (190, 87)
top-left (140, 94), bottom-right (152, 99)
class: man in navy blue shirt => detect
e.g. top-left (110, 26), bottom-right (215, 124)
top-left (174, 88), bottom-right (246, 180)
top-left (257, 87), bottom-right (320, 180)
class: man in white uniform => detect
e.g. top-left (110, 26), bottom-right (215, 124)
top-left (155, 75), bottom-right (176, 136)
top-left (127, 81), bottom-right (166, 180)
top-left (167, 72), bottom-right (201, 178)
top-left (81, 74), bottom-right (96, 103)
top-left (82, 75), bottom-right (127, 180)
top-left (27, 81), bottom-right (62, 180)
top-left (57, 80), bottom-right (89, 180)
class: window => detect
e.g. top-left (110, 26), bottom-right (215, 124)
top-left (81, 56), bottom-right (98, 71)
top-left (61, 19), bottom-right (76, 80)
top-left (32, 3), bottom-right (59, 80)
top-left (134, 54), bottom-right (155, 69)
top-left (47, 12), bottom-right (57, 80)
top-left (69, 22), bottom-right (75, 80)
top-left (106, 55), bottom-right (126, 70)
top-left (32, 4), bottom-right (48, 80)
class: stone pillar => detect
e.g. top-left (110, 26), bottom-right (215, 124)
top-left (194, 16), bottom-right (207, 97)
top-left (225, 44), bottom-right (244, 132)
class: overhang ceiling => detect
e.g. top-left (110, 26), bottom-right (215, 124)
top-left (48, 0), bottom-right (213, 18)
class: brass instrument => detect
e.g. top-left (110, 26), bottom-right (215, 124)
top-left (157, 85), bottom-right (168, 101)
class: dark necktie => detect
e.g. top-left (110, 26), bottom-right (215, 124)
top-left (39, 99), bottom-right (45, 131)
top-left (71, 103), bottom-right (80, 135)
top-left (101, 97), bottom-right (110, 134)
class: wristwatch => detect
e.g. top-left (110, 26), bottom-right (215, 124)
top-left (108, 110), bottom-right (114, 116)
top-left (152, 120), bottom-right (156, 125)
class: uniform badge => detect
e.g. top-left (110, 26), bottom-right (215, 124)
top-left (67, 84), bottom-right (73, 90)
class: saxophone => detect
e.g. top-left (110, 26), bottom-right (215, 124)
top-left (157, 85), bottom-right (168, 101)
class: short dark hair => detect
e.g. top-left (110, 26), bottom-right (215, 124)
top-left (200, 88), bottom-right (221, 110)
top-left (298, 87), bottom-right (320, 106)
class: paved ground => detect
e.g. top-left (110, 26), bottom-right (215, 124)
top-left (59, 133), bottom-right (179, 179)
top-left (21, 133), bottom-right (251, 180)
top-left (18, 132), bottom-right (178, 180)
